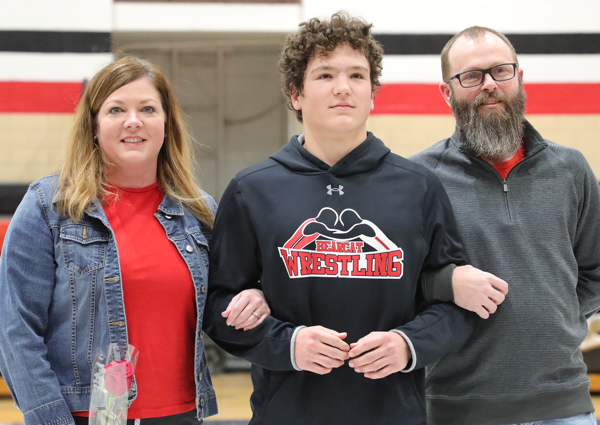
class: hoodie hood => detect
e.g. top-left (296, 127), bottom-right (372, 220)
top-left (270, 132), bottom-right (391, 177)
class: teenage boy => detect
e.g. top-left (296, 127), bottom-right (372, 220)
top-left (204, 12), bottom-right (474, 425)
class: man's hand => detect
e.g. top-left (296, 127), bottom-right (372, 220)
top-left (222, 288), bottom-right (271, 331)
top-left (348, 332), bottom-right (411, 379)
top-left (295, 326), bottom-right (350, 375)
top-left (453, 265), bottom-right (508, 319)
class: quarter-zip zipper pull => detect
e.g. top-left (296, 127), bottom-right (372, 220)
top-left (502, 179), bottom-right (508, 192)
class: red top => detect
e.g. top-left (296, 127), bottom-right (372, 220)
top-left (74, 183), bottom-right (196, 418)
top-left (0, 219), bottom-right (9, 257)
top-left (492, 143), bottom-right (526, 179)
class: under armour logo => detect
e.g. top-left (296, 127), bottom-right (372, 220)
top-left (326, 184), bottom-right (344, 195)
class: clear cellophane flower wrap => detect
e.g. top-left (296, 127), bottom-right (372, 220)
top-left (89, 343), bottom-right (139, 425)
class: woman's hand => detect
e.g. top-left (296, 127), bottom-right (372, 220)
top-left (222, 289), bottom-right (271, 331)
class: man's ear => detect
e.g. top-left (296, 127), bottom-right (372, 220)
top-left (290, 85), bottom-right (302, 111)
top-left (439, 82), bottom-right (452, 107)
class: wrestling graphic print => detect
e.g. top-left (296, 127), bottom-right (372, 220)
top-left (278, 208), bottom-right (404, 279)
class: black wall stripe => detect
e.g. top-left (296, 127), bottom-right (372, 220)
top-left (0, 31), bottom-right (112, 53)
top-left (2, 31), bottom-right (598, 55)
top-left (374, 33), bottom-right (600, 55)
top-left (0, 185), bottom-right (28, 215)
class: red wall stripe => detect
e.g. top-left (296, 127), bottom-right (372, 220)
top-left (0, 82), bottom-right (83, 113)
top-left (374, 84), bottom-right (449, 115)
top-left (524, 84), bottom-right (600, 114)
top-left (1, 81), bottom-right (599, 114)
top-left (373, 83), bottom-right (600, 115)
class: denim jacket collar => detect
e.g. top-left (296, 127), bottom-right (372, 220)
top-left (51, 186), bottom-right (186, 220)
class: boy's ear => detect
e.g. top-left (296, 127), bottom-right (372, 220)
top-left (290, 84), bottom-right (302, 111)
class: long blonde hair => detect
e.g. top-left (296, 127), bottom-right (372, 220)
top-left (58, 56), bottom-right (214, 229)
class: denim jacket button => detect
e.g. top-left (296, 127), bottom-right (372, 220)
top-left (200, 398), bottom-right (205, 407)
top-left (198, 372), bottom-right (203, 380)
top-left (186, 245), bottom-right (194, 253)
top-left (201, 285), bottom-right (206, 294)
top-left (165, 215), bottom-right (172, 220)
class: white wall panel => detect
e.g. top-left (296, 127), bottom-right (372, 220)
top-left (381, 54), bottom-right (600, 83)
top-left (518, 54), bottom-right (600, 83)
top-left (301, 0), bottom-right (600, 34)
top-left (0, 53), bottom-right (114, 82)
top-left (114, 3), bottom-right (301, 33)
top-left (380, 55), bottom-right (441, 83)
top-left (0, 0), bottom-right (112, 32)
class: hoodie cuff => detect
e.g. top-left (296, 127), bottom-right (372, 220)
top-left (422, 263), bottom-right (456, 304)
top-left (290, 325), bottom-right (306, 371)
top-left (390, 329), bottom-right (416, 373)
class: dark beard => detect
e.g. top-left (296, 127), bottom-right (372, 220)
top-left (450, 82), bottom-right (527, 161)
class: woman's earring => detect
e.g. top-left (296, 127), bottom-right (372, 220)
top-left (93, 136), bottom-right (98, 144)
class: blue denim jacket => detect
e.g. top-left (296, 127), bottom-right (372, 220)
top-left (0, 175), bottom-right (218, 425)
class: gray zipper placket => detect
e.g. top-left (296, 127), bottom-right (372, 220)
top-left (461, 145), bottom-right (545, 222)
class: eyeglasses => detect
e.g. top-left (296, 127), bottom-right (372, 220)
top-left (447, 63), bottom-right (518, 88)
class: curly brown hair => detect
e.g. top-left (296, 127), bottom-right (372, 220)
top-left (278, 11), bottom-right (384, 122)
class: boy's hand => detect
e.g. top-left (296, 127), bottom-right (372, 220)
top-left (295, 326), bottom-right (350, 374)
top-left (348, 331), bottom-right (411, 379)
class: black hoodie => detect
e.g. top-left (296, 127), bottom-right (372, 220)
top-left (204, 133), bottom-right (475, 425)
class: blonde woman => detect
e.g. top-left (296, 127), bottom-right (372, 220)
top-left (0, 56), bottom-right (269, 425)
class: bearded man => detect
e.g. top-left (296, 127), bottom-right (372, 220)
top-left (411, 27), bottom-right (600, 425)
